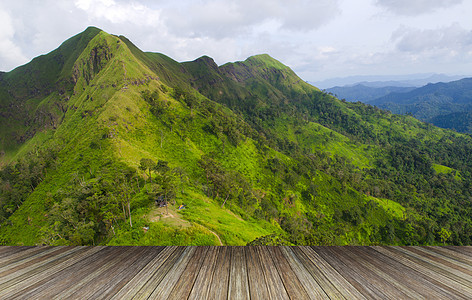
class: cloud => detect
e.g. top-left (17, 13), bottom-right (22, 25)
top-left (163, 0), bottom-right (341, 39)
top-left (392, 24), bottom-right (472, 53)
top-left (2, 0), bottom-right (472, 80)
top-left (375, 0), bottom-right (462, 15)
top-left (74, 0), bottom-right (161, 26)
top-left (0, 6), bottom-right (28, 71)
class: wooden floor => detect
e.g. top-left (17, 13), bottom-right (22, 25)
top-left (0, 246), bottom-right (471, 299)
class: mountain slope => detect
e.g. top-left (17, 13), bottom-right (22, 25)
top-left (369, 78), bottom-right (472, 132)
top-left (0, 27), bottom-right (102, 158)
top-left (1, 28), bottom-right (276, 245)
top-left (429, 111), bottom-right (472, 133)
top-left (1, 28), bottom-right (472, 246)
top-left (326, 84), bottom-right (415, 102)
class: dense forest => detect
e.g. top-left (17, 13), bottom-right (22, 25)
top-left (368, 78), bottom-right (472, 133)
top-left (1, 27), bottom-right (472, 246)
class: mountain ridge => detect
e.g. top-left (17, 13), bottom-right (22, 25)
top-left (326, 84), bottom-right (415, 102)
top-left (1, 27), bottom-right (472, 246)
top-left (312, 73), bottom-right (469, 89)
top-left (369, 77), bottom-right (472, 132)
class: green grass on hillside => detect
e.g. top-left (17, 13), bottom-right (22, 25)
top-left (3, 27), bottom-right (472, 247)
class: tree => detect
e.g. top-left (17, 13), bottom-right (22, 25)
top-left (198, 155), bottom-right (223, 199)
top-left (220, 172), bottom-right (240, 208)
top-left (173, 167), bottom-right (189, 194)
top-left (154, 160), bottom-right (170, 175)
top-left (139, 158), bottom-right (155, 183)
top-left (154, 161), bottom-right (176, 215)
top-left (184, 94), bottom-right (197, 116)
top-left (116, 169), bottom-right (136, 228)
top-left (301, 181), bottom-right (318, 207)
top-left (438, 228), bottom-right (451, 245)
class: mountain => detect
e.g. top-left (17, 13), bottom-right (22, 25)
top-left (326, 84), bottom-right (415, 102)
top-left (0, 26), bottom-right (102, 158)
top-left (312, 73), bottom-right (468, 89)
top-left (430, 111), bottom-right (472, 133)
top-left (370, 78), bottom-right (472, 132)
top-left (1, 28), bottom-right (472, 246)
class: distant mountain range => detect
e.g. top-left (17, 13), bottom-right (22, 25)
top-left (370, 78), bottom-right (472, 133)
top-left (325, 78), bottom-right (472, 134)
top-left (312, 73), bottom-right (469, 89)
top-left (326, 85), bottom-right (415, 102)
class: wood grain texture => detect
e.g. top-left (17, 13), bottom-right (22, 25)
top-left (280, 246), bottom-right (328, 299)
top-left (266, 246), bottom-right (311, 300)
top-left (228, 246), bottom-right (250, 300)
top-left (187, 246), bottom-right (219, 300)
top-left (246, 246), bottom-right (271, 299)
top-left (0, 246), bottom-right (470, 299)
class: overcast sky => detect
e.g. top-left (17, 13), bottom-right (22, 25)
top-left (1, 0), bottom-right (472, 82)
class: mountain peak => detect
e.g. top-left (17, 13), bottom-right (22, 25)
top-left (192, 55), bottom-right (219, 70)
top-left (84, 26), bottom-right (102, 32)
top-left (244, 54), bottom-right (288, 70)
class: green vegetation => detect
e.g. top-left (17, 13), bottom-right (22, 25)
top-left (1, 27), bottom-right (472, 246)
top-left (369, 78), bottom-right (472, 133)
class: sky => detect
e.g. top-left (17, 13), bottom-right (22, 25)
top-left (1, 0), bottom-right (472, 83)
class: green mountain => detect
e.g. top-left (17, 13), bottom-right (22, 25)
top-left (369, 78), bottom-right (472, 133)
top-left (429, 111), bottom-right (472, 133)
top-left (1, 28), bottom-right (472, 246)
top-left (326, 84), bottom-right (414, 103)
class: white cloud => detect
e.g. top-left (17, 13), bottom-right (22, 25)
top-left (0, 7), bottom-right (28, 71)
top-left (375, 0), bottom-right (462, 15)
top-left (2, 0), bottom-right (472, 80)
top-left (392, 24), bottom-right (472, 53)
top-left (74, 0), bottom-right (161, 26)
top-left (163, 0), bottom-right (341, 39)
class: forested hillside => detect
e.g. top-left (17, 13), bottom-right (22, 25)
top-left (1, 27), bottom-right (472, 246)
top-left (369, 78), bottom-right (472, 133)
top-left (326, 84), bottom-right (414, 102)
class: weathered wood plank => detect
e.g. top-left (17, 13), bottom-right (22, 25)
top-left (75, 247), bottom-right (159, 300)
top-left (132, 246), bottom-right (186, 299)
top-left (0, 246), bottom-right (87, 289)
top-left (1, 246), bottom-right (114, 300)
top-left (266, 246), bottom-right (311, 300)
top-left (167, 246), bottom-right (208, 299)
top-left (246, 246), bottom-right (271, 299)
top-left (208, 246), bottom-right (231, 300)
top-left (228, 246), bottom-right (250, 300)
top-left (396, 246), bottom-right (472, 289)
top-left (302, 246), bottom-right (366, 300)
top-left (0, 246), bottom-right (98, 299)
top-left (293, 246), bottom-right (347, 300)
top-left (315, 246), bottom-right (391, 299)
top-left (374, 246), bottom-right (472, 299)
top-left (355, 246), bottom-right (451, 299)
top-left (147, 246), bottom-right (196, 299)
top-left (110, 246), bottom-right (175, 300)
top-left (280, 246), bottom-right (328, 299)
top-left (187, 246), bottom-right (219, 300)
top-left (445, 246), bottom-right (472, 257)
top-left (0, 246), bottom-right (35, 261)
top-left (0, 245), bottom-right (470, 299)
top-left (340, 247), bottom-right (425, 299)
top-left (425, 246), bottom-right (472, 266)
top-left (0, 246), bottom-right (63, 276)
top-left (56, 247), bottom-right (162, 300)
top-left (330, 246), bottom-right (412, 299)
top-left (408, 246), bottom-right (472, 277)
top-left (256, 246), bottom-right (289, 300)
top-left (31, 247), bottom-right (143, 300)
